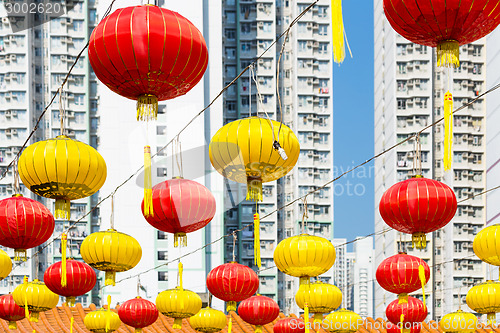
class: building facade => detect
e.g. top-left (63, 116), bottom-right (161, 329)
top-left (374, 0), bottom-right (486, 320)
top-left (0, 1), bottom-right (99, 306)
top-left (352, 236), bottom-right (374, 318)
top-left (221, 0), bottom-right (334, 314)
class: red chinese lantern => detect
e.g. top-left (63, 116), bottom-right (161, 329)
top-left (141, 178), bottom-right (216, 247)
top-left (376, 252), bottom-right (430, 304)
top-left (274, 317), bottom-right (305, 333)
top-left (379, 177), bottom-right (457, 249)
top-left (0, 294), bottom-right (25, 330)
top-left (206, 262), bottom-right (259, 312)
top-left (44, 259), bottom-right (97, 306)
top-left (118, 297), bottom-right (159, 333)
top-left (89, 5), bottom-right (209, 214)
top-left (0, 195), bottom-right (54, 261)
top-left (386, 296), bottom-right (427, 326)
top-left (238, 295), bottom-right (279, 333)
top-left (383, 0), bottom-right (500, 67)
top-left (386, 322), bottom-right (421, 333)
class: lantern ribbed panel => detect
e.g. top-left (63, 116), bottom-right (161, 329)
top-left (156, 288), bottom-right (202, 318)
top-left (295, 282), bottom-right (342, 315)
top-left (209, 117), bottom-right (300, 184)
top-left (383, 0), bottom-right (500, 47)
top-left (473, 224), bottom-right (500, 266)
top-left (118, 297), bottom-right (159, 330)
top-left (376, 253), bottom-right (430, 295)
top-left (386, 296), bottom-right (427, 325)
top-left (323, 309), bottom-right (363, 333)
top-left (273, 234), bottom-right (336, 279)
top-left (141, 178), bottom-right (216, 234)
top-left (274, 317), bottom-right (306, 333)
top-left (206, 262), bottom-right (259, 304)
top-left (12, 280), bottom-right (59, 315)
top-left (466, 281), bottom-right (500, 315)
top-left (439, 310), bottom-right (478, 333)
top-left (18, 136), bottom-right (107, 200)
top-left (238, 295), bottom-right (279, 327)
top-left (44, 260), bottom-right (96, 299)
top-left (0, 294), bottom-right (25, 325)
top-left (88, 5), bottom-right (208, 101)
top-left (84, 309), bottom-right (121, 333)
top-left (0, 196), bottom-right (54, 251)
top-left (189, 307), bottom-right (227, 333)
top-left (0, 249), bottom-right (12, 280)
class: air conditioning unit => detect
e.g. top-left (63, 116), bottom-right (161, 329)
top-left (306, 41), bottom-right (313, 47)
top-left (2, 17), bottom-right (9, 24)
top-left (11, 110), bottom-right (17, 117)
top-left (307, 78), bottom-right (313, 85)
top-left (10, 54), bottom-right (16, 61)
top-left (11, 129), bottom-right (17, 135)
top-left (5, 110), bottom-right (11, 117)
top-left (5, 129), bottom-right (11, 135)
top-left (66, 17), bottom-right (73, 24)
top-left (258, 21), bottom-right (263, 28)
top-left (61, 55), bottom-right (67, 61)
top-left (306, 22), bottom-right (313, 29)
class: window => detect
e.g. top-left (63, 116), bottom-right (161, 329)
top-left (397, 99), bottom-right (406, 110)
top-left (158, 271), bottom-right (168, 281)
top-left (261, 22), bottom-right (272, 33)
top-left (298, 41), bottom-right (308, 52)
top-left (225, 29), bottom-right (236, 40)
top-left (298, 22), bottom-right (308, 33)
top-left (317, 6), bottom-right (328, 18)
top-left (158, 251), bottom-right (168, 260)
top-left (298, 96), bottom-right (308, 107)
top-left (225, 47), bottom-right (236, 59)
top-left (318, 42), bottom-right (328, 54)
top-left (318, 24), bottom-right (328, 36)
top-left (157, 167), bottom-right (167, 177)
top-left (241, 42), bottom-right (252, 52)
top-left (241, 23), bottom-right (251, 34)
top-left (157, 231), bottom-right (168, 239)
top-left (225, 11), bottom-right (236, 23)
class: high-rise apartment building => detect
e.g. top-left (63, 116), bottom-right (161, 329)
top-left (221, 0), bottom-right (334, 313)
top-left (374, 0), bottom-right (486, 320)
top-left (352, 237), bottom-right (374, 318)
top-left (0, 1), bottom-right (99, 306)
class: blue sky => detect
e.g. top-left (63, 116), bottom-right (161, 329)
top-left (333, 1), bottom-right (375, 246)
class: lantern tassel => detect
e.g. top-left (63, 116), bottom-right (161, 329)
top-left (23, 276), bottom-right (31, 321)
top-left (255, 325), bottom-right (263, 333)
top-left (179, 262), bottom-right (184, 310)
top-left (8, 321), bottom-right (17, 329)
top-left (70, 317), bottom-right (74, 333)
top-left (411, 233), bottom-right (426, 250)
top-left (304, 302), bottom-right (309, 333)
top-left (418, 264), bottom-right (427, 308)
top-left (106, 295), bottom-right (111, 332)
top-left (246, 178), bottom-right (263, 202)
top-left (227, 301), bottom-right (237, 312)
top-left (397, 293), bottom-right (408, 304)
top-left (137, 94), bottom-right (158, 121)
top-left (487, 313), bottom-right (496, 326)
top-left (313, 313), bottom-right (323, 324)
top-left (437, 40), bottom-right (460, 68)
top-left (399, 314), bottom-right (405, 333)
top-left (66, 297), bottom-right (76, 307)
top-left (331, 0), bottom-right (350, 63)
top-left (173, 318), bottom-right (183, 329)
top-left (228, 317), bottom-right (232, 333)
top-left (135, 329), bottom-right (143, 333)
top-left (444, 91), bottom-right (453, 171)
top-left (55, 199), bottom-right (71, 220)
top-left (143, 145), bottom-right (154, 218)
top-left (61, 233), bottom-right (67, 288)
top-left (14, 249), bottom-right (27, 261)
top-left (254, 213), bottom-right (261, 268)
top-left (105, 271), bottom-right (116, 286)
top-left (174, 232), bottom-right (187, 247)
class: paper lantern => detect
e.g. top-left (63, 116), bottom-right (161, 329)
top-left (44, 259), bottom-right (97, 306)
top-left (0, 294), bottom-right (25, 330)
top-left (384, 0), bottom-right (500, 67)
top-left (323, 309), bottom-right (363, 333)
top-left (12, 278), bottom-right (59, 322)
top-left (18, 135), bottom-right (107, 219)
top-left (141, 178), bottom-right (216, 247)
top-left (206, 262), bottom-right (259, 312)
top-left (0, 249), bottom-right (12, 280)
top-left (156, 288), bottom-right (202, 329)
top-left (189, 307), bottom-right (227, 333)
top-left (379, 176), bottom-right (457, 249)
top-left (295, 281), bottom-right (342, 323)
top-left (118, 297), bottom-right (159, 333)
top-left (376, 252), bottom-right (430, 304)
top-left (386, 322), bottom-right (421, 333)
top-left (80, 229), bottom-right (142, 286)
top-left (85, 298), bottom-right (121, 333)
top-left (440, 310), bottom-right (478, 333)
top-left (209, 117), bottom-right (300, 202)
top-left (238, 295), bottom-right (279, 333)
top-left (466, 280), bottom-right (500, 322)
top-left (0, 195), bottom-right (54, 261)
top-left (274, 234), bottom-right (336, 285)
top-left (386, 296), bottom-right (427, 326)
top-left (473, 224), bottom-right (500, 266)
top-left (274, 317), bottom-right (306, 333)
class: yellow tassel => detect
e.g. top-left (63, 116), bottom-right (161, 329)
top-left (30, 312), bottom-right (39, 322)
top-left (246, 178), bottom-right (263, 202)
top-left (106, 295), bottom-right (111, 332)
top-left (143, 146), bottom-right (154, 217)
top-left (14, 249), bottom-right (27, 261)
top-left (70, 317), bottom-right (74, 333)
top-left (418, 264), bottom-right (427, 308)
top-left (255, 325), bottom-right (263, 333)
top-left (313, 313), bottom-right (323, 324)
top-left (55, 199), bottom-right (71, 219)
top-left (173, 318), bottom-right (183, 329)
top-left (66, 297), bottom-right (76, 307)
top-left (304, 302), bottom-right (309, 333)
top-left (135, 329), bottom-right (143, 333)
top-left (411, 233), bottom-right (426, 250)
top-left (437, 40), bottom-right (460, 68)
top-left (23, 276), bottom-right (30, 321)
top-left (397, 293), bottom-right (408, 304)
top-left (228, 317), bottom-right (232, 333)
top-left (400, 314), bottom-right (405, 333)
top-left (105, 271), bottom-right (116, 286)
top-left (174, 233), bottom-right (187, 247)
top-left (331, 0), bottom-right (350, 63)
top-left (444, 91), bottom-right (453, 171)
top-left (179, 262), bottom-right (184, 310)
top-left (254, 213), bottom-right (261, 268)
top-left (227, 301), bottom-right (237, 312)
top-left (8, 321), bottom-right (17, 329)
top-left (487, 313), bottom-right (496, 326)
top-left (136, 94), bottom-right (158, 121)
top-left (61, 233), bottom-right (67, 287)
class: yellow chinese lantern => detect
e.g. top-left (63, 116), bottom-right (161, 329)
top-left (439, 310), bottom-right (478, 333)
top-left (323, 309), bottom-right (363, 333)
top-left (156, 262), bottom-right (202, 329)
top-left (473, 224), bottom-right (500, 266)
top-left (295, 281), bottom-right (342, 324)
top-left (209, 117), bottom-right (300, 202)
top-left (189, 307), bottom-right (227, 333)
top-left (0, 249), bottom-right (12, 281)
top-left (466, 280), bottom-right (500, 323)
top-left (80, 229), bottom-right (142, 286)
top-left (12, 277), bottom-right (59, 322)
top-left (84, 295), bottom-right (121, 333)
top-left (273, 234), bottom-right (336, 285)
top-left (18, 135), bottom-right (107, 219)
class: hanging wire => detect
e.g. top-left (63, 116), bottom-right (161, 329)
top-left (12, 158), bottom-right (20, 195)
top-left (110, 193), bottom-right (115, 230)
top-left (301, 196), bottom-right (309, 234)
top-left (59, 87), bottom-right (66, 136)
top-left (232, 232), bottom-right (237, 262)
top-left (249, 64), bottom-right (253, 117)
top-left (137, 275), bottom-right (141, 297)
top-left (275, 28), bottom-right (291, 137)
